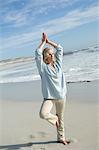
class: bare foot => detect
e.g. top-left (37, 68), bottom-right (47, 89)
top-left (58, 139), bottom-right (71, 145)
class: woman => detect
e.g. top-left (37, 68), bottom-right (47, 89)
top-left (35, 33), bottom-right (69, 145)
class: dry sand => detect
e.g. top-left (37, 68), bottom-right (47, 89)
top-left (0, 80), bottom-right (99, 150)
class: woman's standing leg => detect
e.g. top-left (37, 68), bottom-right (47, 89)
top-left (55, 98), bottom-right (66, 141)
top-left (39, 100), bottom-right (58, 125)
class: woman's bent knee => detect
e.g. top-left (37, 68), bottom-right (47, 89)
top-left (39, 111), bottom-right (48, 119)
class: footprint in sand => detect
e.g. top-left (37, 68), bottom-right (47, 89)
top-left (29, 132), bottom-right (49, 139)
top-left (29, 134), bottom-right (36, 139)
top-left (67, 137), bottom-right (78, 143)
top-left (38, 131), bottom-right (49, 138)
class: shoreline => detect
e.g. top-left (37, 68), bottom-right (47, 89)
top-left (0, 79), bottom-right (98, 103)
top-left (0, 79), bottom-right (98, 84)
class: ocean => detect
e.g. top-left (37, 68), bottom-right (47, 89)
top-left (0, 44), bottom-right (99, 83)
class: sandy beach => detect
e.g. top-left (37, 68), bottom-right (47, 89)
top-left (0, 80), bottom-right (99, 150)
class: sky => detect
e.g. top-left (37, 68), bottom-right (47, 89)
top-left (0, 0), bottom-right (99, 60)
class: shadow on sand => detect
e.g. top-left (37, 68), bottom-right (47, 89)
top-left (0, 141), bottom-right (58, 150)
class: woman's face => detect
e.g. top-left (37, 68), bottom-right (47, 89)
top-left (43, 49), bottom-right (55, 64)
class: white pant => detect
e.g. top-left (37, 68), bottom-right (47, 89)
top-left (39, 98), bottom-right (66, 140)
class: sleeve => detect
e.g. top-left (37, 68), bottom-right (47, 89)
top-left (35, 48), bottom-right (44, 76)
top-left (55, 44), bottom-right (63, 68)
